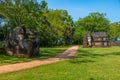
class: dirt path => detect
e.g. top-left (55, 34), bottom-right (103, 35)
top-left (0, 45), bottom-right (79, 74)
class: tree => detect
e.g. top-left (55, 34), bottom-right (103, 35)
top-left (0, 0), bottom-right (50, 28)
top-left (78, 12), bottom-right (110, 33)
top-left (62, 12), bottom-right (75, 45)
top-left (73, 19), bottom-right (86, 44)
top-left (108, 22), bottom-right (120, 39)
top-left (45, 9), bottom-right (74, 45)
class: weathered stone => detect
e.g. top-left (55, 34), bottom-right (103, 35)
top-left (83, 31), bottom-right (92, 48)
top-left (4, 26), bottom-right (40, 57)
top-left (83, 31), bottom-right (110, 48)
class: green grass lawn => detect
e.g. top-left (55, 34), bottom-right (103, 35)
top-left (0, 46), bottom-right (69, 65)
top-left (1, 46), bottom-right (120, 80)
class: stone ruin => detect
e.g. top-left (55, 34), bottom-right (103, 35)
top-left (83, 31), bottom-right (110, 48)
top-left (3, 26), bottom-right (40, 57)
top-left (83, 31), bottom-right (92, 48)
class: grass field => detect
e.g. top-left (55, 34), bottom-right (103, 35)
top-left (0, 46), bottom-right (120, 80)
top-left (0, 46), bottom-right (69, 65)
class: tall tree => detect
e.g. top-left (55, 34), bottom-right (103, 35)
top-left (45, 9), bottom-right (74, 45)
top-left (77, 12), bottom-right (110, 33)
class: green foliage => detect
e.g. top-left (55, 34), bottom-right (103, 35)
top-left (73, 26), bottom-right (86, 44)
top-left (76, 12), bottom-right (110, 32)
top-left (45, 9), bottom-right (75, 45)
top-left (108, 22), bottom-right (120, 39)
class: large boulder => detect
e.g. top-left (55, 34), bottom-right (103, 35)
top-left (4, 26), bottom-right (40, 57)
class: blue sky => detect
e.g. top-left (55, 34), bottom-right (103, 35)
top-left (38, 0), bottom-right (120, 22)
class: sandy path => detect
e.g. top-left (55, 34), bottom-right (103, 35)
top-left (0, 45), bottom-right (79, 74)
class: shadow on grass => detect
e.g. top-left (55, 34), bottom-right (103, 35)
top-left (70, 49), bottom-right (120, 64)
top-left (89, 78), bottom-right (96, 80)
top-left (75, 49), bottom-right (120, 58)
top-left (70, 59), bottom-right (95, 64)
